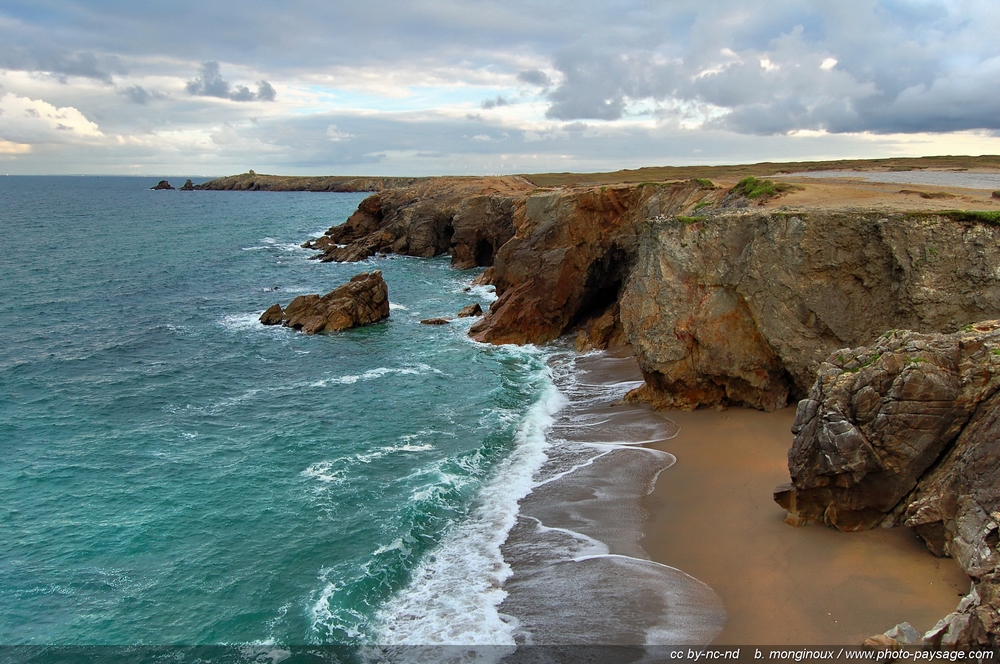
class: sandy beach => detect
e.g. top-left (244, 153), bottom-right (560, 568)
top-left (573, 351), bottom-right (971, 645)
top-left (642, 405), bottom-right (971, 645)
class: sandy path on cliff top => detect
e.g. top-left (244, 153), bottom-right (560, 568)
top-left (583, 354), bottom-right (970, 645)
top-left (707, 172), bottom-right (1000, 212)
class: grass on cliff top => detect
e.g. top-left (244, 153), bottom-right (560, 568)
top-left (944, 210), bottom-right (1000, 225)
top-left (732, 176), bottom-right (803, 200)
top-left (521, 155), bottom-right (1000, 187)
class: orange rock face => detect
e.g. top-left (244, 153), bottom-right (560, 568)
top-left (470, 181), bottom-right (713, 345)
top-left (259, 271), bottom-right (390, 334)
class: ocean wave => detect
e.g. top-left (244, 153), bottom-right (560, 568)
top-left (218, 312), bottom-right (264, 331)
top-left (372, 360), bottom-right (565, 645)
top-left (310, 364), bottom-right (445, 388)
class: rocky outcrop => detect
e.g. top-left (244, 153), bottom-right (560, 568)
top-left (776, 322), bottom-right (1000, 646)
top-left (469, 181), bottom-right (716, 345)
top-left (457, 303), bottom-right (482, 318)
top-left (179, 179), bottom-right (195, 191)
top-left (151, 180), bottom-right (174, 190)
top-left (302, 177), bottom-right (533, 267)
top-left (259, 271), bottom-right (389, 334)
top-left (619, 211), bottom-right (1000, 411)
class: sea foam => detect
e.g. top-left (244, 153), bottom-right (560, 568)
top-left (371, 359), bottom-right (565, 645)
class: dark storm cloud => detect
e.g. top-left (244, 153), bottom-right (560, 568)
top-left (481, 96), bottom-right (509, 109)
top-left (121, 85), bottom-right (166, 105)
top-left (517, 69), bottom-right (551, 87)
top-left (536, 2), bottom-right (1000, 135)
top-left (0, 44), bottom-right (126, 82)
top-left (185, 62), bottom-right (275, 102)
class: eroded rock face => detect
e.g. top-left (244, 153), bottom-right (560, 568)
top-left (259, 271), bottom-right (389, 334)
top-left (302, 177), bottom-right (532, 267)
top-left (777, 322), bottom-right (1000, 531)
top-left (470, 181), bottom-right (714, 345)
top-left (777, 322), bottom-right (1000, 645)
top-left (621, 211), bottom-right (1000, 411)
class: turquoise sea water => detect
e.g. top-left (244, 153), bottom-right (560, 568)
top-left (0, 177), bottom-right (554, 647)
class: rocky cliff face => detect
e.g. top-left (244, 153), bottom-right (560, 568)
top-left (620, 211), bottom-right (1000, 411)
top-left (776, 322), bottom-right (1000, 646)
top-left (302, 177), bottom-right (533, 267)
top-left (469, 181), bottom-right (716, 345)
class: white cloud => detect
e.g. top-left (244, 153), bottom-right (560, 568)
top-left (0, 93), bottom-right (104, 144)
top-left (326, 124), bottom-right (354, 141)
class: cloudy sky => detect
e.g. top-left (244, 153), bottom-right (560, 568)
top-left (1, 0), bottom-right (999, 175)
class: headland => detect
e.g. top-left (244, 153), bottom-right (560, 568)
top-left (198, 156), bottom-right (1000, 647)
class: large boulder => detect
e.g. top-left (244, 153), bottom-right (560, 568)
top-left (259, 271), bottom-right (389, 334)
top-left (776, 321), bottom-right (1000, 646)
top-left (775, 321), bottom-right (1000, 532)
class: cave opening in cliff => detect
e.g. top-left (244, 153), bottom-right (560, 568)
top-left (439, 222), bottom-right (455, 254)
top-left (570, 247), bottom-right (631, 330)
top-left (474, 239), bottom-right (494, 266)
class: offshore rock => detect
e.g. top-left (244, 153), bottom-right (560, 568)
top-left (420, 318), bottom-right (450, 325)
top-left (457, 303), bottom-right (482, 318)
top-left (259, 271), bottom-right (389, 334)
top-left (777, 322), bottom-right (1000, 645)
top-left (150, 180), bottom-right (174, 190)
top-left (179, 179), bottom-right (195, 191)
top-left (302, 177), bottom-right (533, 267)
top-left (621, 211), bottom-right (1000, 411)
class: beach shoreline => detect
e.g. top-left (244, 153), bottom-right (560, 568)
top-left (576, 351), bottom-right (970, 645)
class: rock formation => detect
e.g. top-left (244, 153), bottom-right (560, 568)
top-left (302, 177), bottom-right (533, 267)
top-left (620, 210), bottom-right (1000, 411)
top-left (150, 180), bottom-right (174, 190)
top-left (259, 271), bottom-right (389, 334)
top-left (195, 172), bottom-right (419, 192)
top-left (179, 179), bottom-right (195, 191)
top-left (469, 180), bottom-right (717, 345)
top-left (776, 322), bottom-right (1000, 646)
top-left (457, 303), bottom-right (482, 318)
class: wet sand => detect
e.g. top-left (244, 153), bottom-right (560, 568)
top-left (641, 407), bottom-right (971, 645)
top-left (581, 352), bottom-right (971, 645)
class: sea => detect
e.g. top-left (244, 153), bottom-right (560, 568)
top-left (0, 177), bottom-right (723, 661)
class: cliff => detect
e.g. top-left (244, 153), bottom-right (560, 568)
top-left (302, 176), bottom-right (534, 266)
top-left (620, 210), bottom-right (1000, 411)
top-left (299, 171), bottom-right (1000, 644)
top-left (195, 171), bottom-right (420, 192)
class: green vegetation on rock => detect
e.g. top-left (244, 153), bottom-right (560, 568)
top-left (944, 210), bottom-right (1000, 225)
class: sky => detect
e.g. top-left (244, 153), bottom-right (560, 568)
top-left (1, 0), bottom-right (999, 176)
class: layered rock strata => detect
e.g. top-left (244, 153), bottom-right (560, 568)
top-left (620, 211), bottom-right (1000, 411)
top-left (259, 271), bottom-right (389, 334)
top-left (776, 322), bottom-right (1000, 646)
